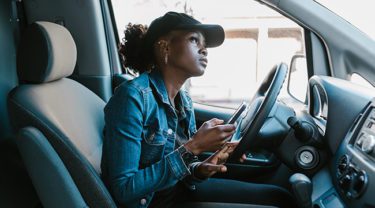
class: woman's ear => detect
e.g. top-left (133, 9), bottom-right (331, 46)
top-left (156, 39), bottom-right (170, 65)
top-left (158, 40), bottom-right (169, 54)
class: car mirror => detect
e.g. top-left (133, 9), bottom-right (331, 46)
top-left (287, 54), bottom-right (308, 102)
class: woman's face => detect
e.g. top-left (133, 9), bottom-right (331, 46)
top-left (166, 30), bottom-right (208, 77)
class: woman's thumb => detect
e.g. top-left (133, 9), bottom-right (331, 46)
top-left (210, 118), bottom-right (224, 125)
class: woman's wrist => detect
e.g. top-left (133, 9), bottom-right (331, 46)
top-left (191, 162), bottom-right (208, 181)
top-left (184, 140), bottom-right (201, 155)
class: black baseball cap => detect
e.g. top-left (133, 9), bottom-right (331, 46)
top-left (144, 11), bottom-right (225, 49)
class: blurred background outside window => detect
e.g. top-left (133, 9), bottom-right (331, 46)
top-left (111, 0), bottom-right (306, 108)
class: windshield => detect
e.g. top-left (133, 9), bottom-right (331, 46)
top-left (315, 0), bottom-right (375, 41)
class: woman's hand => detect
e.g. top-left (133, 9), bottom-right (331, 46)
top-left (184, 118), bottom-right (236, 155)
top-left (194, 142), bottom-right (236, 178)
top-left (194, 142), bottom-right (248, 179)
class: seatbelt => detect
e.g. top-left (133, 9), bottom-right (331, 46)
top-left (11, 0), bottom-right (27, 44)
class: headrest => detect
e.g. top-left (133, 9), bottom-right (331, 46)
top-left (17, 21), bottom-right (77, 83)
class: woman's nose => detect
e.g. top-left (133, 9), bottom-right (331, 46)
top-left (200, 47), bottom-right (208, 56)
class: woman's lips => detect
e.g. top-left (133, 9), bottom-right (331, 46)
top-left (199, 58), bottom-right (208, 66)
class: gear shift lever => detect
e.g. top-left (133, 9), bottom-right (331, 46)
top-left (289, 173), bottom-right (312, 208)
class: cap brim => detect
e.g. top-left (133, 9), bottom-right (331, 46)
top-left (176, 24), bottom-right (225, 48)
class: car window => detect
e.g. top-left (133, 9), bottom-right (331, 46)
top-left (350, 73), bottom-right (374, 89)
top-left (111, 0), bottom-right (306, 108)
top-left (315, 0), bottom-right (375, 42)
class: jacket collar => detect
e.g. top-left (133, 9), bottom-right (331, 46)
top-left (148, 70), bottom-right (191, 110)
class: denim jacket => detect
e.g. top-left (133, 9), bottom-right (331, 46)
top-left (101, 70), bottom-right (198, 208)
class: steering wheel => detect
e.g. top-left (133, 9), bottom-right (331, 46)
top-left (229, 63), bottom-right (288, 161)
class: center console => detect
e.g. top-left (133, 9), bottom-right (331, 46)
top-left (310, 100), bottom-right (375, 208)
top-left (331, 100), bottom-right (375, 207)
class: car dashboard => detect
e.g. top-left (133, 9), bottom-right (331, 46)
top-left (331, 101), bottom-right (375, 207)
top-left (308, 76), bottom-right (375, 208)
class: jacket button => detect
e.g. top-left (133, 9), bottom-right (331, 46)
top-left (167, 128), bottom-right (173, 135)
top-left (140, 198), bottom-right (147, 205)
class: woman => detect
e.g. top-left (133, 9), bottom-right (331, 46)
top-left (101, 11), bottom-right (296, 208)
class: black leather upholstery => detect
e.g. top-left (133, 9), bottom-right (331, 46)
top-left (8, 21), bottom-right (116, 208)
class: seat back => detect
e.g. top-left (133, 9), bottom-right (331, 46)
top-left (8, 21), bottom-right (116, 207)
top-left (16, 127), bottom-right (88, 208)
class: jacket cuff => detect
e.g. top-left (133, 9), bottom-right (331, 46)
top-left (166, 150), bottom-right (191, 180)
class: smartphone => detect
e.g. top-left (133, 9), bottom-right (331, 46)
top-left (226, 102), bottom-right (248, 124)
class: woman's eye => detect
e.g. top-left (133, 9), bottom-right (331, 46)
top-left (189, 37), bottom-right (199, 44)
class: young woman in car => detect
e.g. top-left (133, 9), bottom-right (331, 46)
top-left (101, 11), bottom-right (296, 208)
